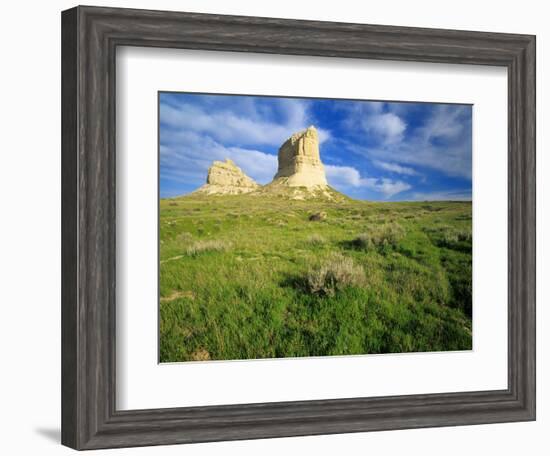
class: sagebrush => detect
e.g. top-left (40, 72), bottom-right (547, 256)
top-left (306, 254), bottom-right (365, 296)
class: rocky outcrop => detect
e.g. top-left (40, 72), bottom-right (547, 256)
top-left (194, 159), bottom-right (259, 195)
top-left (190, 126), bottom-right (343, 201)
top-left (270, 126), bottom-right (328, 188)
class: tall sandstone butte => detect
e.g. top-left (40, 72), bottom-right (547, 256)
top-left (271, 125), bottom-right (328, 188)
top-left (190, 125), bottom-right (340, 199)
top-left (194, 158), bottom-right (259, 195)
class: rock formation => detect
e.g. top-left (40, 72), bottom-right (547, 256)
top-left (270, 126), bottom-right (328, 188)
top-left (190, 126), bottom-right (344, 201)
top-left (194, 159), bottom-right (259, 195)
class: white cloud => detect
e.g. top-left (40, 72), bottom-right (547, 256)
top-left (160, 97), bottom-right (330, 148)
top-left (340, 101), bottom-right (471, 179)
top-left (160, 132), bottom-right (278, 188)
top-left (278, 98), bottom-right (308, 126)
top-left (341, 102), bottom-right (407, 144)
top-left (347, 104), bottom-right (472, 179)
top-left (364, 112), bottom-right (406, 144)
top-left (317, 128), bottom-right (331, 144)
top-left (325, 165), bottom-right (362, 187)
top-left (228, 148), bottom-right (278, 183)
top-left (420, 105), bottom-right (467, 140)
top-left (160, 103), bottom-right (287, 146)
top-left (369, 178), bottom-right (412, 197)
top-left (325, 164), bottom-right (411, 198)
top-left (372, 160), bottom-right (418, 176)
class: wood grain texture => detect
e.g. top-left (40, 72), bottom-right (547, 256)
top-left (61, 6), bottom-right (78, 449)
top-left (61, 5), bottom-right (536, 450)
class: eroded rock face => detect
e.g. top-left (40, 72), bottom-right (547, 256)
top-left (271, 126), bottom-right (328, 188)
top-left (191, 126), bottom-right (338, 200)
top-left (194, 159), bottom-right (259, 195)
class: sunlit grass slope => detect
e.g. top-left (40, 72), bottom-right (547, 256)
top-left (159, 194), bottom-right (472, 362)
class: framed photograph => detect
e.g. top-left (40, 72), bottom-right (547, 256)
top-left (61, 5), bottom-right (535, 450)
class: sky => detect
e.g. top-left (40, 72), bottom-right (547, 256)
top-left (159, 92), bottom-right (472, 201)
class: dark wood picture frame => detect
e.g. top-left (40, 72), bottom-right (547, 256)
top-left (61, 5), bottom-right (536, 450)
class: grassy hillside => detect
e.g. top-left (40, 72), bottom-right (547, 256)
top-left (159, 194), bottom-right (472, 362)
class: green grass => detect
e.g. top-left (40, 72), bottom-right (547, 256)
top-left (159, 193), bottom-right (472, 362)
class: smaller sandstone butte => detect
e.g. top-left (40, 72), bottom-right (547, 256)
top-left (271, 125), bottom-right (328, 188)
top-left (194, 159), bottom-right (259, 195)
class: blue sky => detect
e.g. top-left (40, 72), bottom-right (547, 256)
top-left (159, 92), bottom-right (472, 201)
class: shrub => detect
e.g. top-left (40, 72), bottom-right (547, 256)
top-left (457, 230), bottom-right (472, 242)
top-left (306, 254), bottom-right (365, 296)
top-left (186, 240), bottom-right (229, 256)
top-left (375, 223), bottom-right (404, 246)
top-left (351, 232), bottom-right (372, 250)
top-left (307, 234), bottom-right (326, 246)
top-left (176, 231), bottom-right (194, 243)
top-left (351, 223), bottom-right (404, 250)
top-left (309, 211), bottom-right (327, 222)
top-left (455, 214), bottom-right (472, 221)
top-left (441, 231), bottom-right (459, 245)
top-left (437, 228), bottom-right (472, 250)
top-left (191, 348), bottom-right (211, 361)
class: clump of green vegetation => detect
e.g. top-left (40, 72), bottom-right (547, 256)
top-left (456, 230), bottom-right (472, 242)
top-left (351, 232), bottom-right (371, 249)
top-left (351, 223), bottom-right (405, 250)
top-left (191, 348), bottom-right (211, 361)
top-left (185, 239), bottom-right (229, 256)
top-left (424, 225), bottom-right (472, 252)
top-left (306, 254), bottom-right (365, 297)
top-left (176, 231), bottom-right (194, 243)
top-left (309, 211), bottom-right (327, 221)
top-left (306, 233), bottom-right (326, 246)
